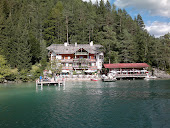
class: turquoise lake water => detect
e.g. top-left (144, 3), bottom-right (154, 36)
top-left (0, 80), bottom-right (170, 128)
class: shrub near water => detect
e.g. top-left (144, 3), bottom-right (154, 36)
top-left (30, 65), bottom-right (41, 81)
top-left (0, 55), bottom-right (11, 83)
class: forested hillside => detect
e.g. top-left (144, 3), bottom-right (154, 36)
top-left (0, 0), bottom-right (169, 82)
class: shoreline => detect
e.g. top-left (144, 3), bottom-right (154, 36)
top-left (2, 70), bottom-right (170, 84)
top-left (1, 78), bottom-right (170, 85)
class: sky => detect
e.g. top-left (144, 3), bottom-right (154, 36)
top-left (82, 0), bottom-right (170, 38)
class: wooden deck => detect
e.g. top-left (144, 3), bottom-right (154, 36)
top-left (36, 78), bottom-right (65, 90)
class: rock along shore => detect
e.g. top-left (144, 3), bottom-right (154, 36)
top-left (153, 68), bottom-right (170, 79)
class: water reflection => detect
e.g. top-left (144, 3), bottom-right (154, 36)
top-left (35, 80), bottom-right (170, 100)
top-left (1, 80), bottom-right (170, 127)
top-left (36, 82), bottom-right (66, 92)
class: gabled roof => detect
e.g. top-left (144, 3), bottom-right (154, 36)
top-left (47, 43), bottom-right (103, 54)
top-left (104, 63), bottom-right (149, 69)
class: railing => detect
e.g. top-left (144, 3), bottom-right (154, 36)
top-left (75, 52), bottom-right (88, 55)
top-left (73, 65), bottom-right (90, 69)
top-left (73, 58), bottom-right (96, 62)
top-left (62, 75), bottom-right (99, 79)
top-left (116, 74), bottom-right (147, 77)
top-left (60, 58), bottom-right (96, 63)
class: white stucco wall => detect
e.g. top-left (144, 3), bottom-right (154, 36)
top-left (96, 52), bottom-right (104, 70)
top-left (51, 52), bottom-right (62, 60)
top-left (56, 55), bottom-right (62, 59)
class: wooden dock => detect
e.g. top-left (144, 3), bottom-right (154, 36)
top-left (36, 78), bottom-right (65, 90)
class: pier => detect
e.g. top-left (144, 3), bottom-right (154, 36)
top-left (36, 78), bottom-right (65, 90)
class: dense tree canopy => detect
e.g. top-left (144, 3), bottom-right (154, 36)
top-left (0, 0), bottom-right (169, 82)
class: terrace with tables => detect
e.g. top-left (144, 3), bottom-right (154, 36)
top-left (104, 63), bottom-right (150, 79)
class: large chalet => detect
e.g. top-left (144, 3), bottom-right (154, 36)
top-left (47, 41), bottom-right (104, 73)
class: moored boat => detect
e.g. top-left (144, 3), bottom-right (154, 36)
top-left (101, 73), bottom-right (117, 82)
top-left (102, 78), bottom-right (116, 82)
top-left (144, 75), bottom-right (157, 80)
top-left (91, 78), bottom-right (98, 81)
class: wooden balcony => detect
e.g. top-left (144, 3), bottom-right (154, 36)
top-left (73, 65), bottom-right (90, 69)
top-left (75, 52), bottom-right (88, 55)
top-left (73, 58), bottom-right (96, 62)
top-left (60, 58), bottom-right (96, 63)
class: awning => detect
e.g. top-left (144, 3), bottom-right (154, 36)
top-left (62, 70), bottom-right (70, 73)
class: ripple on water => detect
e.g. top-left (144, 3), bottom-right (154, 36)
top-left (0, 80), bottom-right (170, 128)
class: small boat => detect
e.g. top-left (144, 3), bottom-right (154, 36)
top-left (91, 78), bottom-right (98, 81)
top-left (102, 78), bottom-right (116, 82)
top-left (144, 76), bottom-right (157, 80)
top-left (101, 74), bottom-right (116, 82)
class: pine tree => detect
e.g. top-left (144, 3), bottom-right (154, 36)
top-left (16, 28), bottom-right (32, 71)
top-left (135, 29), bottom-right (146, 62)
top-left (136, 14), bottom-right (145, 30)
top-left (43, 1), bottom-right (65, 46)
top-left (119, 29), bottom-right (137, 63)
top-left (101, 26), bottom-right (118, 63)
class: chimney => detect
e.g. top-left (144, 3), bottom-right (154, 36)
top-left (90, 41), bottom-right (93, 46)
top-left (75, 42), bottom-right (77, 46)
top-left (64, 42), bottom-right (68, 46)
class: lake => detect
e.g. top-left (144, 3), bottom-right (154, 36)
top-left (0, 80), bottom-right (170, 128)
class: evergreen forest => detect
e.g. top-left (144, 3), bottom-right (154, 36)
top-left (0, 0), bottom-right (170, 82)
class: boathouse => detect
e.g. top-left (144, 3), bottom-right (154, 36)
top-left (104, 63), bottom-right (150, 79)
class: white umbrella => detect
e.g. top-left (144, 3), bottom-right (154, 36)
top-left (49, 70), bottom-right (52, 74)
top-left (62, 70), bottom-right (70, 73)
top-left (85, 70), bottom-right (95, 73)
top-left (141, 70), bottom-right (147, 72)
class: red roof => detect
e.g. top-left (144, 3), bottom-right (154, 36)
top-left (104, 63), bottom-right (149, 69)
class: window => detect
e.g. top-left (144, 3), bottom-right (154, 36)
top-left (69, 63), bottom-right (72, 67)
top-left (99, 55), bottom-right (103, 59)
top-left (66, 63), bottom-right (68, 67)
top-left (91, 63), bottom-right (95, 66)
